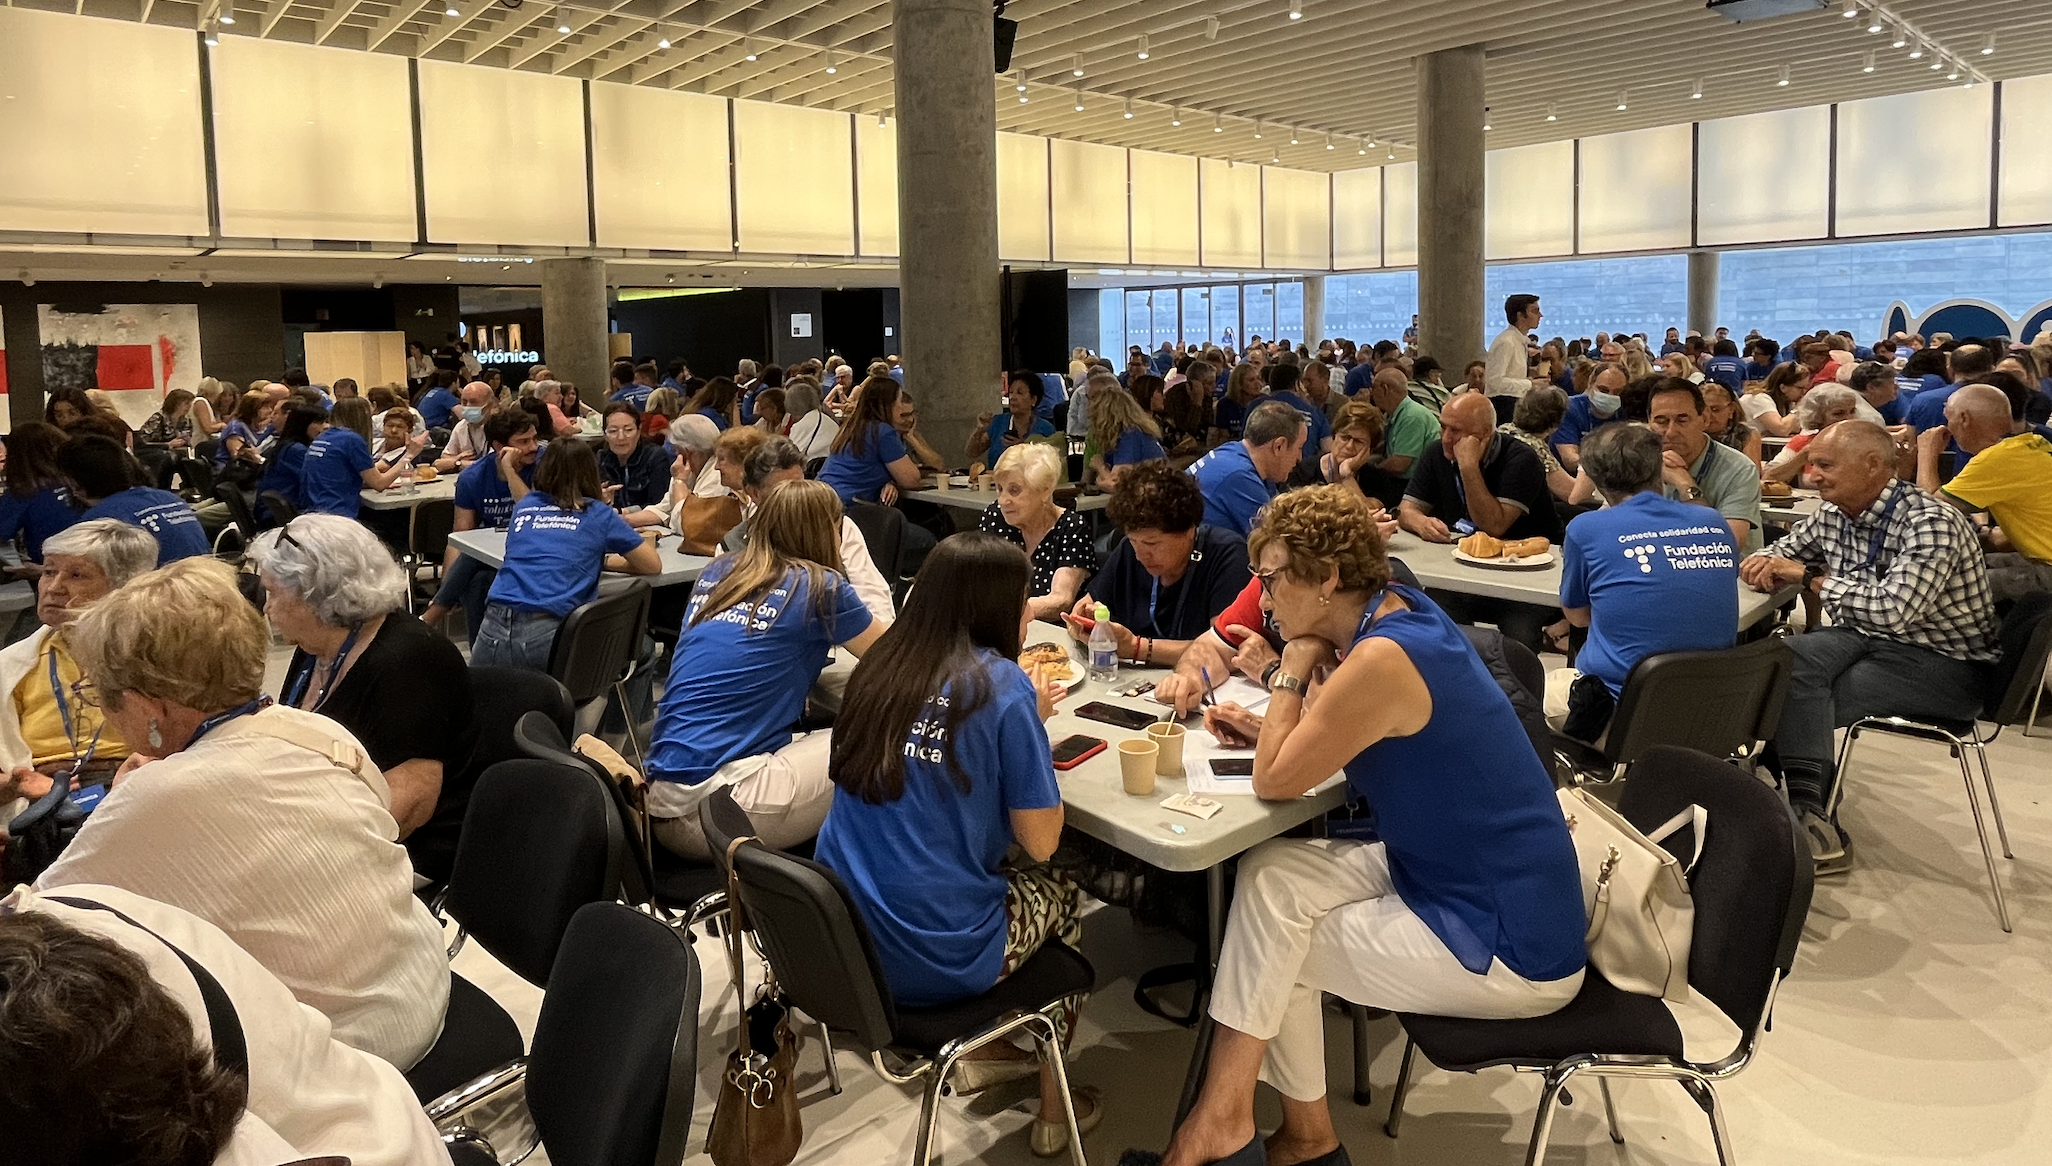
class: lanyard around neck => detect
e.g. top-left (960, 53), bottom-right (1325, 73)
top-left (189, 698), bottom-right (272, 748)
top-left (1860, 481), bottom-right (1906, 571)
top-left (283, 623), bottom-right (364, 712)
top-left (47, 643), bottom-right (103, 765)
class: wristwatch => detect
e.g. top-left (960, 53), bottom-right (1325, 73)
top-left (1683, 485), bottom-right (1704, 500)
top-left (1269, 672), bottom-right (1308, 699)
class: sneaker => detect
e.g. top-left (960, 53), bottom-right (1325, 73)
top-left (1799, 806), bottom-right (1853, 874)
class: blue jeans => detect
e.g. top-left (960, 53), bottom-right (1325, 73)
top-left (1773, 626), bottom-right (1988, 811)
top-left (469, 603), bottom-right (563, 671)
top-left (434, 554), bottom-right (499, 643)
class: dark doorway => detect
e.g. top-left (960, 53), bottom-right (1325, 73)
top-left (821, 289), bottom-right (888, 369)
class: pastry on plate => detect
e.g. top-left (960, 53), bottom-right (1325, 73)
top-left (1457, 531), bottom-right (1504, 558)
top-left (1760, 479), bottom-right (1793, 498)
top-left (1505, 537), bottom-right (1551, 558)
top-left (1020, 643), bottom-right (1076, 683)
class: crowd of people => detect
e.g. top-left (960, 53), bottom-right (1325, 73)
top-left (1, 299), bottom-right (2047, 1165)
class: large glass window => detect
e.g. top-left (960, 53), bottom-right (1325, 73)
top-left (1275, 281), bottom-right (1304, 345)
top-left (1244, 283), bottom-right (1276, 345)
top-left (1213, 284), bottom-right (1240, 347)
top-left (1181, 286), bottom-right (1214, 345)
top-left (1151, 291), bottom-right (1180, 349)
top-left (1124, 290), bottom-right (1152, 355)
top-left (1098, 288), bottom-right (1125, 357)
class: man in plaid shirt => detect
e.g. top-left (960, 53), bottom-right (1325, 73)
top-left (1740, 421), bottom-right (1997, 873)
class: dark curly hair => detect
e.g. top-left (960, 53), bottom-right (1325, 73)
top-left (0, 911), bottom-right (246, 1165)
top-left (1106, 459), bottom-right (1206, 534)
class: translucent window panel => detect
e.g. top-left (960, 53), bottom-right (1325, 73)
top-left (1244, 283), bottom-right (1276, 342)
top-left (1578, 124), bottom-right (1692, 254)
top-left (1130, 150), bottom-right (1199, 266)
top-left (1151, 290), bottom-right (1179, 347)
top-left (1182, 287), bottom-right (1214, 345)
top-left (998, 132), bottom-right (1051, 261)
top-left (1484, 141), bottom-right (1574, 260)
top-left (418, 62), bottom-right (587, 246)
top-left (1332, 167), bottom-right (1383, 269)
top-left (1051, 139), bottom-right (1130, 264)
top-left (733, 100), bottom-right (853, 255)
top-left (1213, 284), bottom-right (1241, 344)
top-left (2000, 74), bottom-right (2052, 227)
top-left (1383, 162), bottom-right (1418, 267)
top-left (1698, 106), bottom-right (1828, 246)
top-left (1125, 291), bottom-right (1151, 352)
top-left (1201, 159), bottom-right (1263, 268)
top-left (1098, 289), bottom-right (1125, 356)
top-left (211, 38), bottom-right (414, 242)
top-left (855, 115), bottom-right (898, 257)
top-left (0, 8), bottom-right (206, 236)
top-left (1275, 281), bottom-right (1304, 342)
top-left (592, 85), bottom-right (731, 251)
top-left (1836, 87), bottom-right (1992, 238)
top-left (1263, 167), bottom-right (1332, 271)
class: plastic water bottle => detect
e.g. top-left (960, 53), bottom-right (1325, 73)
top-left (1089, 603), bottom-right (1118, 683)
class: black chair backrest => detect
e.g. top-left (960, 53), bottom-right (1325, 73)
top-left (444, 759), bottom-right (624, 987)
top-left (411, 498), bottom-right (457, 563)
top-left (528, 902), bottom-right (700, 1166)
top-left (514, 709), bottom-right (656, 907)
top-left (466, 666), bottom-right (574, 779)
top-left (1387, 556), bottom-right (1422, 590)
top-left (804, 456), bottom-right (827, 479)
top-left (1458, 625), bottom-right (1551, 771)
top-left (1606, 636), bottom-right (1793, 766)
top-left (845, 499), bottom-right (905, 582)
top-left (194, 437), bottom-right (220, 465)
top-left (548, 578), bottom-right (653, 706)
top-left (730, 841), bottom-right (899, 1053)
top-left (1617, 746), bottom-right (1813, 1037)
top-left (697, 785), bottom-right (758, 880)
top-left (212, 483), bottom-right (259, 539)
top-left (1987, 591), bottom-right (2052, 724)
top-left (258, 489), bottom-right (299, 526)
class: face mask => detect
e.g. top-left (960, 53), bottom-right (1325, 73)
top-left (460, 406), bottom-right (485, 423)
top-left (1589, 391), bottom-right (1622, 416)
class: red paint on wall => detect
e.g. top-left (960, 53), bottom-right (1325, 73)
top-left (95, 344), bottom-right (156, 391)
top-left (158, 334), bottom-right (177, 388)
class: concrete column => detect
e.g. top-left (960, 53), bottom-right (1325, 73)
top-left (1301, 276), bottom-right (1326, 345)
top-left (1687, 249), bottom-right (1721, 338)
top-left (1415, 44), bottom-right (1487, 369)
top-left (539, 257), bottom-right (610, 400)
top-left (894, 0), bottom-right (1001, 457)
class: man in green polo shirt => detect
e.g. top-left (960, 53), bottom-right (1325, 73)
top-left (1649, 377), bottom-right (1763, 551)
top-left (1366, 367), bottom-right (1442, 481)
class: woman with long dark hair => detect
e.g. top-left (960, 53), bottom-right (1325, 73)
top-left (817, 376), bottom-right (923, 505)
top-left (0, 422), bottom-right (82, 562)
top-left (257, 405), bottom-right (329, 522)
top-left (814, 532), bottom-right (1098, 1155)
top-left (684, 375), bottom-right (742, 431)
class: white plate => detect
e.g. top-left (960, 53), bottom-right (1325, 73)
top-left (1452, 548), bottom-right (1557, 570)
top-left (1021, 648), bottom-right (1088, 690)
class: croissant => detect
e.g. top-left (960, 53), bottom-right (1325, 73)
top-left (1458, 531), bottom-right (1504, 558)
top-left (1506, 537), bottom-right (1552, 558)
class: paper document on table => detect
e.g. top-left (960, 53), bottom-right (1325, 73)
top-left (1149, 674), bottom-right (1270, 713)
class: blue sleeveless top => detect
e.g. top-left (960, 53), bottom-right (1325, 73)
top-left (1343, 583), bottom-right (1587, 983)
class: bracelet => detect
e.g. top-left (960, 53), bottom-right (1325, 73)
top-left (1260, 660), bottom-right (1282, 687)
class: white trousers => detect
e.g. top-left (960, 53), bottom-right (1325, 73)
top-left (1209, 838), bottom-right (1584, 1102)
top-left (651, 731), bottom-right (835, 861)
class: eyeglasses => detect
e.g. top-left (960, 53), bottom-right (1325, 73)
top-left (1253, 568), bottom-right (1280, 595)
top-left (276, 520), bottom-right (305, 554)
top-left (69, 678), bottom-right (98, 711)
top-left (603, 426), bottom-right (640, 437)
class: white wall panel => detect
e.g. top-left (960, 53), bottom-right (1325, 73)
top-left (213, 38), bottom-right (415, 241)
top-left (1578, 124), bottom-right (1692, 254)
top-left (592, 85), bottom-right (731, 251)
top-left (855, 115), bottom-right (898, 257)
top-left (1201, 158), bottom-right (1262, 268)
top-left (1697, 106), bottom-right (1828, 245)
top-left (997, 132), bottom-right (1051, 261)
top-left (733, 100), bottom-right (853, 254)
top-left (1836, 86), bottom-right (1991, 237)
top-left (418, 62), bottom-right (587, 246)
top-left (1383, 162), bottom-right (1418, 267)
top-left (1332, 167), bottom-right (1383, 269)
top-left (1263, 167), bottom-right (1331, 270)
top-left (1485, 141), bottom-right (1574, 259)
top-left (1051, 139), bottom-right (1129, 263)
top-left (1129, 150), bottom-right (1198, 266)
top-left (0, 8), bottom-right (207, 235)
top-left (1999, 73), bottom-right (2052, 227)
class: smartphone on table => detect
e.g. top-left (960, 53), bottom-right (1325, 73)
top-left (1051, 734), bottom-right (1108, 770)
top-left (1073, 702), bottom-right (1159, 732)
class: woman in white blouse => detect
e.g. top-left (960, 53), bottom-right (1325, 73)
top-left (36, 557), bottom-right (449, 1070)
top-left (782, 378), bottom-right (840, 463)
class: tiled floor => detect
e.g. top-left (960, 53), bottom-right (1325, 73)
top-left (454, 700), bottom-right (2052, 1166)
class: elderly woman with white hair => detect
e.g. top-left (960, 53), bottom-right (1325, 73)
top-left (251, 515), bottom-right (478, 886)
top-left (34, 557), bottom-right (450, 1070)
top-left (1763, 384), bottom-right (1864, 485)
top-left (978, 442), bottom-right (1096, 619)
top-left (782, 378), bottom-right (840, 463)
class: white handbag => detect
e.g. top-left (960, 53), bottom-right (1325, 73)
top-left (1557, 787), bottom-right (1707, 1001)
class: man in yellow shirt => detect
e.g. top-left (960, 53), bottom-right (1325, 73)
top-left (1917, 383), bottom-right (2052, 601)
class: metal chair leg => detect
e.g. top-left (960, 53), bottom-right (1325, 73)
top-left (1349, 1002), bottom-right (1374, 1106)
top-left (2025, 661), bottom-right (2047, 738)
top-left (1034, 1015), bottom-right (1089, 1166)
top-left (1826, 727), bottom-right (1861, 818)
top-left (1523, 1062), bottom-right (1585, 1166)
top-left (1680, 1078), bottom-right (1736, 1166)
top-left (912, 1070), bottom-right (945, 1166)
top-left (817, 1017), bottom-right (844, 1096)
top-left (1956, 743), bottom-right (2013, 933)
top-left (1599, 1077), bottom-right (1624, 1145)
top-left (1969, 737), bottom-right (2013, 858)
top-left (613, 680), bottom-right (647, 771)
top-left (1383, 1037), bottom-right (1417, 1138)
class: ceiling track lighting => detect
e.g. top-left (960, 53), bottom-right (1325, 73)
top-left (1891, 28), bottom-right (1906, 49)
top-left (1136, 34), bottom-right (1148, 60)
top-left (1842, 0), bottom-right (1858, 16)
top-left (1930, 56), bottom-right (1944, 70)
top-left (217, 8), bottom-right (234, 24)
top-left (1357, 141), bottom-right (1367, 155)
top-left (1867, 13), bottom-right (1883, 34)
top-left (1908, 43), bottom-right (1923, 59)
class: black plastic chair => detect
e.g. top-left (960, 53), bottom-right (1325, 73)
top-left (846, 498), bottom-right (908, 590)
top-left (440, 902), bottom-right (701, 1166)
top-left (259, 488), bottom-right (300, 527)
top-left (213, 482), bottom-right (259, 541)
top-left (804, 456), bottom-right (827, 479)
top-left (408, 498), bottom-right (458, 607)
top-left (727, 826), bottom-right (1095, 1166)
top-left (1382, 746), bottom-right (1814, 1166)
top-left (547, 577), bottom-right (653, 763)
top-left (1829, 591), bottom-right (2052, 933)
top-left (407, 668), bottom-right (573, 892)
top-left (1553, 636), bottom-right (1793, 785)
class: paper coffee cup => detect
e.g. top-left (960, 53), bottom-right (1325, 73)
top-left (1147, 723), bottom-right (1186, 777)
top-left (1118, 739), bottom-right (1158, 796)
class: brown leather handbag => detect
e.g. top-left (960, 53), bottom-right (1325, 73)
top-left (706, 836), bottom-right (804, 1166)
top-left (674, 492), bottom-right (744, 556)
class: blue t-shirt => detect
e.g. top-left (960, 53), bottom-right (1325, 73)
top-left (1036, 374), bottom-right (1068, 419)
top-left (1268, 390), bottom-right (1334, 450)
top-left (82, 488), bottom-right (207, 566)
top-left (1560, 493), bottom-right (1741, 697)
top-left (258, 443), bottom-right (310, 518)
top-left (814, 651), bottom-right (1061, 1008)
top-left (300, 428), bottom-right (375, 518)
top-left (1214, 397), bottom-right (1248, 440)
top-left (984, 414), bottom-right (1057, 453)
top-left (1107, 427), bottom-right (1167, 467)
top-left (739, 384), bottom-right (764, 426)
top-left (1188, 440), bottom-right (1274, 538)
top-left (0, 486), bottom-right (80, 563)
top-left (414, 387), bottom-right (458, 430)
top-left (1907, 382), bottom-right (1960, 432)
top-left (817, 422), bottom-right (909, 504)
top-left (454, 453), bottom-right (538, 529)
top-left (486, 494), bottom-right (644, 617)
top-left (645, 560), bottom-right (872, 784)
top-left (611, 383), bottom-right (656, 411)
top-left (1343, 362), bottom-right (1378, 396)
top-left (1701, 356), bottom-right (1746, 396)
top-left (1551, 395), bottom-right (1620, 455)
top-left (697, 407), bottom-right (731, 431)
top-left (216, 419), bottom-right (259, 468)
top-left (1875, 395), bottom-right (1906, 425)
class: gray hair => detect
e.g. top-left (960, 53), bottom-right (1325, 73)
top-left (737, 359), bottom-right (760, 381)
top-left (1512, 386), bottom-right (1569, 436)
top-left (670, 413), bottom-right (720, 454)
top-left (1580, 423), bottom-right (1666, 497)
top-left (41, 519), bottom-right (160, 589)
top-left (248, 514), bottom-right (408, 626)
top-left (744, 436), bottom-right (806, 489)
top-left (781, 379), bottom-right (823, 418)
top-left (1798, 384), bottom-right (1859, 430)
top-left (1244, 400), bottom-right (1309, 447)
top-left (534, 379), bottom-right (564, 401)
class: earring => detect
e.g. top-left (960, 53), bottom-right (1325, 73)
top-left (1319, 594), bottom-right (1331, 607)
top-left (148, 720), bottom-right (164, 750)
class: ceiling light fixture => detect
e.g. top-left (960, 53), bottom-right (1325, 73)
top-left (1137, 34), bottom-right (1149, 60)
top-left (1982, 33), bottom-right (1996, 56)
top-left (1019, 91), bottom-right (1028, 103)
top-left (1842, 0), bottom-right (1858, 16)
top-left (877, 110), bottom-right (888, 126)
top-left (1908, 42), bottom-right (1923, 59)
top-left (554, 8), bottom-right (569, 34)
top-left (1862, 50), bottom-right (1876, 72)
top-left (1213, 114), bottom-right (1223, 133)
top-left (1545, 103), bottom-right (1557, 121)
top-left (1358, 141), bottom-right (1367, 154)
top-left (1014, 71), bottom-right (1026, 91)
top-left (1930, 56), bottom-right (1944, 70)
top-left (1866, 11), bottom-right (1883, 33)
top-left (1891, 27), bottom-right (1906, 49)
top-left (1692, 78), bottom-right (1704, 98)
top-left (1271, 147), bottom-right (1280, 164)
top-left (201, 274), bottom-right (213, 286)
top-left (445, 3), bottom-right (459, 15)
top-left (204, 18), bottom-right (220, 45)
top-left (1777, 64), bottom-right (1791, 86)
top-left (1289, 127), bottom-right (1299, 144)
top-left (1254, 121), bottom-right (1264, 139)
top-left (1071, 53), bottom-right (1083, 77)
top-left (825, 50), bottom-right (838, 74)
top-left (1616, 91), bottom-right (1628, 111)
top-left (1123, 99), bottom-right (1134, 119)
top-left (745, 40), bottom-right (758, 61)
top-left (1205, 15), bottom-right (1219, 39)
top-left (1387, 146), bottom-right (1395, 160)
top-left (1289, 1), bottom-right (1303, 20)
top-left (1073, 89), bottom-right (1084, 111)
top-left (657, 28), bottom-right (670, 48)
top-left (1325, 132), bottom-right (1334, 150)
top-left (372, 274), bottom-right (383, 289)
top-left (1947, 62), bottom-right (1961, 80)
top-left (218, 9), bottom-right (235, 24)
top-left (1171, 107), bottom-right (1182, 126)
